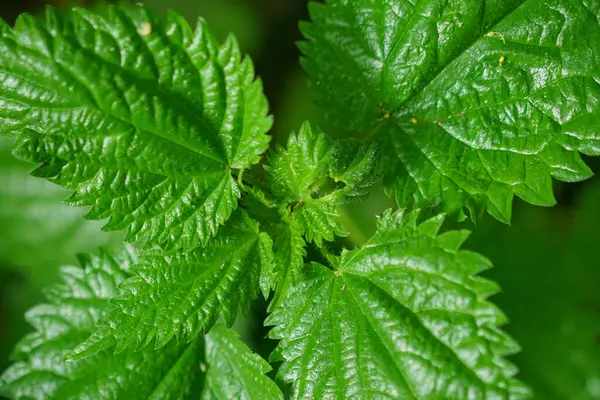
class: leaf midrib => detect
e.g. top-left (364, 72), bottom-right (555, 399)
top-left (1, 32), bottom-right (228, 166)
top-left (341, 280), bottom-right (418, 399)
top-left (173, 234), bottom-right (258, 320)
top-left (58, 55), bottom-right (226, 165)
top-left (342, 274), bottom-right (498, 397)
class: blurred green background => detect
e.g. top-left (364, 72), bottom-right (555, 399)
top-left (0, 1), bottom-right (599, 399)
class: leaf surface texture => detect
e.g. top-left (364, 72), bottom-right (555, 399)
top-left (267, 210), bottom-right (530, 399)
top-left (301, 0), bottom-right (600, 221)
top-left (0, 249), bottom-right (201, 400)
top-left (0, 6), bottom-right (272, 249)
top-left (69, 211), bottom-right (273, 358)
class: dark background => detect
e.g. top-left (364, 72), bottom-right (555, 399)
top-left (0, 1), bottom-right (599, 399)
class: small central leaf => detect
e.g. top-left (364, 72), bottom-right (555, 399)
top-left (266, 122), bottom-right (378, 246)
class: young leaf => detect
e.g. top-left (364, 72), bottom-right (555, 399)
top-left (266, 122), bottom-right (378, 245)
top-left (329, 138), bottom-right (380, 202)
top-left (260, 123), bottom-right (380, 303)
top-left (203, 324), bottom-right (283, 400)
top-left (0, 249), bottom-right (201, 400)
top-left (68, 211), bottom-right (274, 358)
top-left (0, 5), bottom-right (272, 250)
top-left (266, 122), bottom-right (346, 245)
top-left (267, 209), bottom-right (530, 399)
top-left (260, 217), bottom-right (307, 308)
top-left (301, 0), bottom-right (600, 222)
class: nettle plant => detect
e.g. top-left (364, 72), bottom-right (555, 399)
top-left (0, 1), bottom-right (598, 399)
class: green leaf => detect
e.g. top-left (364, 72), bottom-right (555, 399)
top-left (330, 138), bottom-right (381, 202)
top-left (292, 193), bottom-right (348, 246)
top-left (267, 209), bottom-right (530, 399)
top-left (266, 122), bottom-right (346, 245)
top-left (0, 5), bottom-right (272, 250)
top-left (267, 122), bottom-right (334, 200)
top-left (266, 122), bottom-right (378, 245)
top-left (0, 248), bottom-right (201, 400)
top-left (68, 211), bottom-right (273, 358)
top-left (202, 324), bottom-right (283, 400)
top-left (301, 0), bottom-right (600, 222)
top-left (260, 217), bottom-right (307, 308)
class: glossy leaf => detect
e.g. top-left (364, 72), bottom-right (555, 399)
top-left (203, 324), bottom-right (283, 400)
top-left (0, 5), bottom-right (272, 249)
top-left (301, 0), bottom-right (600, 222)
top-left (0, 249), bottom-right (201, 400)
top-left (267, 209), bottom-right (530, 399)
top-left (68, 211), bottom-right (273, 358)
